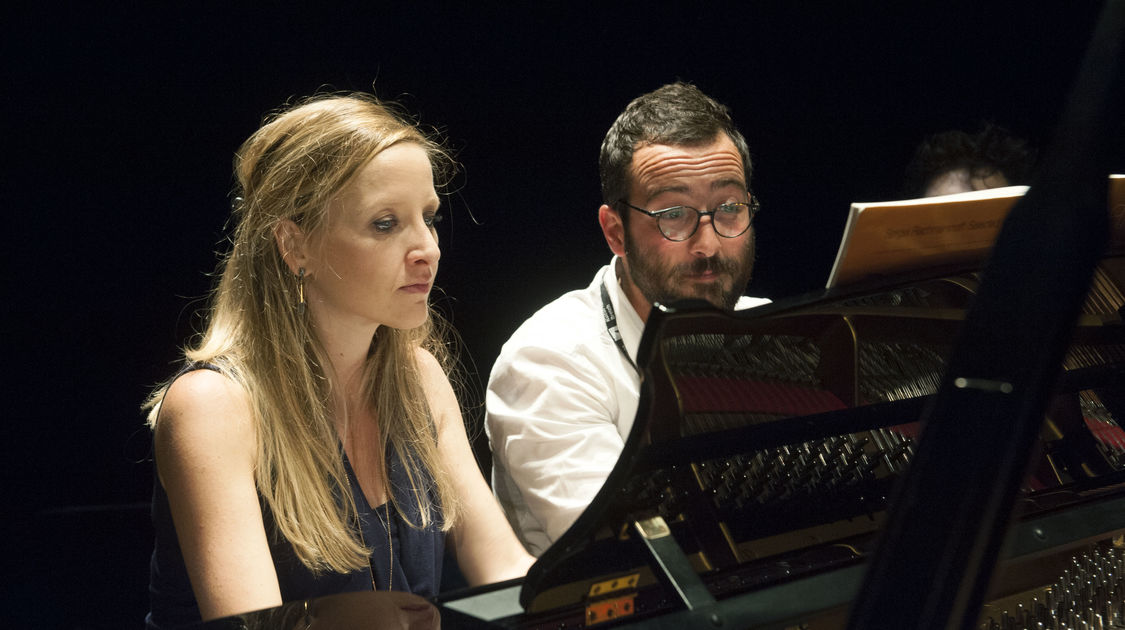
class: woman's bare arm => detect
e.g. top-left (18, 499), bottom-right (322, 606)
top-left (154, 369), bottom-right (283, 619)
top-left (416, 350), bottom-right (535, 585)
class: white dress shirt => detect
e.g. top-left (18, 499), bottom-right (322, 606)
top-left (485, 256), bottom-right (770, 555)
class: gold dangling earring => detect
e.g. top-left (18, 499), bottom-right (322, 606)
top-left (297, 267), bottom-right (307, 315)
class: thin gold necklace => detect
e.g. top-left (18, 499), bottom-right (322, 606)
top-left (342, 424), bottom-right (393, 590)
top-left (356, 495), bottom-right (394, 591)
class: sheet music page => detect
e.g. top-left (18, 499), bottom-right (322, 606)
top-left (826, 186), bottom-right (1029, 288)
top-left (1110, 175), bottom-right (1124, 252)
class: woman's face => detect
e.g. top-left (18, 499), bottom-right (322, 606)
top-left (302, 143), bottom-right (441, 333)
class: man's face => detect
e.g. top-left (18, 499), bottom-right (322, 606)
top-left (620, 133), bottom-right (755, 312)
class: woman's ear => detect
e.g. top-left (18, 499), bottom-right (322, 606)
top-left (274, 219), bottom-right (310, 275)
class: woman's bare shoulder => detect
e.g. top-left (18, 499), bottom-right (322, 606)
top-left (412, 347), bottom-right (455, 394)
top-left (155, 368), bottom-right (256, 466)
top-left (412, 347), bottom-right (459, 427)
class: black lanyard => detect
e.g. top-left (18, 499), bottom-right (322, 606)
top-left (600, 280), bottom-right (640, 374)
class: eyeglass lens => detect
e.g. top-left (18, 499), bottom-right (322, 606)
top-left (660, 204), bottom-right (751, 240)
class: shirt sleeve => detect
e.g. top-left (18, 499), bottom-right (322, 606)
top-left (486, 340), bottom-right (625, 547)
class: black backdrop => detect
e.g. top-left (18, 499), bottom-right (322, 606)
top-left (5, 4), bottom-right (1123, 627)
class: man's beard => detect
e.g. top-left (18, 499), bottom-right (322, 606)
top-left (623, 232), bottom-right (755, 310)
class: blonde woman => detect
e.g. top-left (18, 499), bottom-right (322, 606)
top-left (144, 94), bottom-right (534, 629)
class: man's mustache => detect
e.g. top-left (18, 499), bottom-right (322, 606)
top-left (673, 256), bottom-right (740, 276)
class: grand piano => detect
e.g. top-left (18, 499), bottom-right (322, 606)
top-left (435, 253), bottom-right (1125, 630)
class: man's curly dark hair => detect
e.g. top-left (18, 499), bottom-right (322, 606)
top-left (904, 123), bottom-right (1036, 198)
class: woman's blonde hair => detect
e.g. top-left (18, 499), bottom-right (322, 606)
top-left (146, 93), bottom-right (458, 574)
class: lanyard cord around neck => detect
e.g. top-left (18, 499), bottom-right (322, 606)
top-left (600, 279), bottom-right (640, 374)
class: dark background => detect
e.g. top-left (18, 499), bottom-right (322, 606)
top-left (4, 3), bottom-right (1123, 627)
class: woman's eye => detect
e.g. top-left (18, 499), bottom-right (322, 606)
top-left (373, 217), bottom-right (397, 232)
top-left (425, 213), bottom-right (444, 228)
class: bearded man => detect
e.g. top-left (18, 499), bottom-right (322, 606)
top-left (486, 82), bottom-right (769, 555)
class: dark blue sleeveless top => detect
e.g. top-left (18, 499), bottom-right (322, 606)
top-left (146, 417), bottom-right (444, 630)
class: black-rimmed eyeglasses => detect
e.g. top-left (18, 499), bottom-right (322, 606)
top-left (619, 197), bottom-right (759, 242)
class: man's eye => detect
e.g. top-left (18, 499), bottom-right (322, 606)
top-left (425, 214), bottom-right (444, 228)
top-left (717, 203), bottom-right (743, 215)
top-left (663, 207), bottom-right (687, 220)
